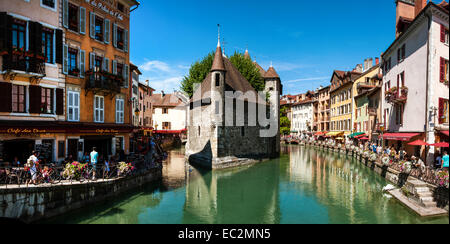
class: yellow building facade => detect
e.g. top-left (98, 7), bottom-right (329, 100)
top-left (329, 70), bottom-right (361, 137)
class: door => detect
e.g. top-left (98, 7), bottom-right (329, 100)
top-left (68, 139), bottom-right (79, 160)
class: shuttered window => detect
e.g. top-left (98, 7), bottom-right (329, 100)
top-left (116, 98), bottom-right (124, 124)
top-left (441, 24), bottom-right (449, 45)
top-left (41, 87), bottom-right (53, 114)
top-left (79, 7), bottom-right (86, 34)
top-left (79, 50), bottom-right (85, 78)
top-left (94, 15), bottom-right (104, 42)
top-left (68, 47), bottom-right (78, 76)
top-left (12, 84), bottom-right (26, 113)
top-left (29, 85), bottom-right (42, 114)
top-left (68, 91), bottom-right (80, 121)
top-left (41, 27), bottom-right (53, 63)
top-left (69, 3), bottom-right (79, 32)
top-left (441, 57), bottom-right (449, 83)
top-left (94, 95), bottom-right (104, 123)
top-left (104, 19), bottom-right (110, 44)
top-left (439, 98), bottom-right (449, 124)
top-left (12, 19), bottom-right (26, 49)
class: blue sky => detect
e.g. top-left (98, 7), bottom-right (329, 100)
top-left (129, 0), bottom-right (445, 95)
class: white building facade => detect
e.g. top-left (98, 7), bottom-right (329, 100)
top-left (381, 2), bottom-right (449, 164)
top-left (291, 101), bottom-right (314, 137)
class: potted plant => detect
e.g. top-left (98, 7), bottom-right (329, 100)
top-left (436, 171), bottom-right (449, 188)
top-left (381, 156), bottom-right (391, 166)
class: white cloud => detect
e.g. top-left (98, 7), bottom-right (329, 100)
top-left (136, 60), bottom-right (189, 93)
top-left (285, 76), bottom-right (330, 83)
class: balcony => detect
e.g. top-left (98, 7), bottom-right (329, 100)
top-left (385, 86), bottom-right (408, 104)
top-left (85, 70), bottom-right (123, 95)
top-left (368, 108), bottom-right (377, 116)
top-left (1, 51), bottom-right (46, 81)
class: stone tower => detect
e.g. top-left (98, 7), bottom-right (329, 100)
top-left (209, 38), bottom-right (226, 159)
top-left (264, 64), bottom-right (282, 155)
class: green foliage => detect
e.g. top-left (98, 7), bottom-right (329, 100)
top-left (229, 52), bottom-right (265, 92)
top-left (180, 52), bottom-right (214, 97)
top-left (180, 51), bottom-right (265, 97)
top-left (280, 127), bottom-right (291, 135)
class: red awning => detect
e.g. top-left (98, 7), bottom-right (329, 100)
top-left (315, 132), bottom-right (322, 136)
top-left (382, 133), bottom-right (421, 141)
top-left (355, 134), bottom-right (367, 139)
top-left (359, 137), bottom-right (370, 140)
top-left (441, 131), bottom-right (449, 137)
top-left (408, 140), bottom-right (429, 146)
top-left (432, 142), bottom-right (449, 148)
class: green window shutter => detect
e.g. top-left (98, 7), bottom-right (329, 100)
top-left (63, 44), bottom-right (68, 74)
top-left (63, 0), bottom-right (69, 28)
top-left (124, 29), bottom-right (128, 52)
top-left (113, 23), bottom-right (117, 48)
top-left (104, 19), bottom-right (110, 44)
top-left (79, 7), bottom-right (86, 35)
top-left (80, 50), bottom-right (85, 78)
top-left (90, 12), bottom-right (95, 39)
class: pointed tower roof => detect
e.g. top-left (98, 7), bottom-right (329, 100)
top-left (264, 65), bottom-right (279, 79)
top-left (211, 45), bottom-right (226, 72)
top-left (211, 26), bottom-right (226, 72)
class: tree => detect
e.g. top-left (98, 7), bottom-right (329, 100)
top-left (280, 107), bottom-right (291, 135)
top-left (180, 52), bottom-right (214, 97)
top-left (180, 51), bottom-right (264, 97)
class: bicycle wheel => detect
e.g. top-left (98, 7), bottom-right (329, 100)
top-left (49, 169), bottom-right (62, 185)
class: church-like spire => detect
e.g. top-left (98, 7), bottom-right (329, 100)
top-left (211, 25), bottom-right (225, 72)
top-left (265, 65), bottom-right (280, 79)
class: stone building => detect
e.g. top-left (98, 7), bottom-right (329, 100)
top-left (150, 92), bottom-right (187, 135)
top-left (185, 40), bottom-right (281, 169)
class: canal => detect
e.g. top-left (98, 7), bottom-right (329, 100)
top-left (44, 145), bottom-right (449, 224)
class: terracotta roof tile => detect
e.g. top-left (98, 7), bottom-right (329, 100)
top-left (149, 94), bottom-right (184, 107)
top-left (264, 66), bottom-right (279, 79)
top-left (211, 46), bottom-right (225, 71)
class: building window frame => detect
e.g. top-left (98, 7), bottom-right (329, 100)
top-left (40, 0), bottom-right (57, 12)
top-left (67, 91), bottom-right (80, 122)
top-left (116, 98), bottom-right (124, 124)
top-left (42, 27), bottom-right (54, 64)
top-left (41, 87), bottom-right (54, 114)
top-left (12, 84), bottom-right (27, 113)
top-left (94, 95), bottom-right (104, 123)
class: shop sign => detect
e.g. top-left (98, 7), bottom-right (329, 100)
top-left (7, 128), bottom-right (48, 135)
top-left (90, 0), bottom-right (124, 21)
top-left (96, 129), bottom-right (120, 134)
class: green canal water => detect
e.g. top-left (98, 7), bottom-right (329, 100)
top-left (45, 145), bottom-right (449, 224)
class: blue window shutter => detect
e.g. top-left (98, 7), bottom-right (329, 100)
top-left (112, 60), bottom-right (117, 75)
top-left (113, 23), bottom-right (117, 48)
top-left (80, 50), bottom-right (85, 78)
top-left (124, 64), bottom-right (129, 87)
top-left (79, 7), bottom-right (86, 34)
top-left (104, 58), bottom-right (109, 72)
top-left (63, 44), bottom-right (68, 74)
top-left (90, 12), bottom-right (95, 39)
top-left (89, 52), bottom-right (95, 70)
top-left (124, 29), bottom-right (128, 52)
top-left (63, 0), bottom-right (69, 28)
top-left (104, 19), bottom-right (110, 44)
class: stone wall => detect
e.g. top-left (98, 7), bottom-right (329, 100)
top-left (0, 169), bottom-right (162, 223)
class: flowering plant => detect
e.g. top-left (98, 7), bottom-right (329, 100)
top-left (118, 162), bottom-right (135, 176)
top-left (436, 171), bottom-right (449, 188)
top-left (398, 161), bottom-right (412, 174)
top-left (369, 153), bottom-right (378, 162)
top-left (381, 156), bottom-right (391, 166)
top-left (62, 161), bottom-right (87, 180)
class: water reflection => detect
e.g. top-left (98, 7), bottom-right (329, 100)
top-left (44, 145), bottom-right (448, 224)
top-left (183, 161), bottom-right (281, 224)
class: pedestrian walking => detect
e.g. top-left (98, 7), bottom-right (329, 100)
top-left (90, 147), bottom-right (99, 180)
top-left (442, 151), bottom-right (449, 172)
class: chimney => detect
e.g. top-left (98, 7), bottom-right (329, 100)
top-left (415, 0), bottom-right (427, 17)
top-left (161, 91), bottom-right (165, 98)
top-left (396, 0), bottom-right (416, 37)
top-left (367, 58), bottom-right (373, 70)
top-left (376, 57), bottom-right (380, 65)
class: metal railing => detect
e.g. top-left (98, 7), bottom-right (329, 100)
top-left (85, 70), bottom-right (123, 94)
top-left (1, 54), bottom-right (46, 75)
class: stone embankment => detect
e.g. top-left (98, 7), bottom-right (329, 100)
top-left (0, 168), bottom-right (162, 223)
top-left (297, 140), bottom-right (449, 217)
